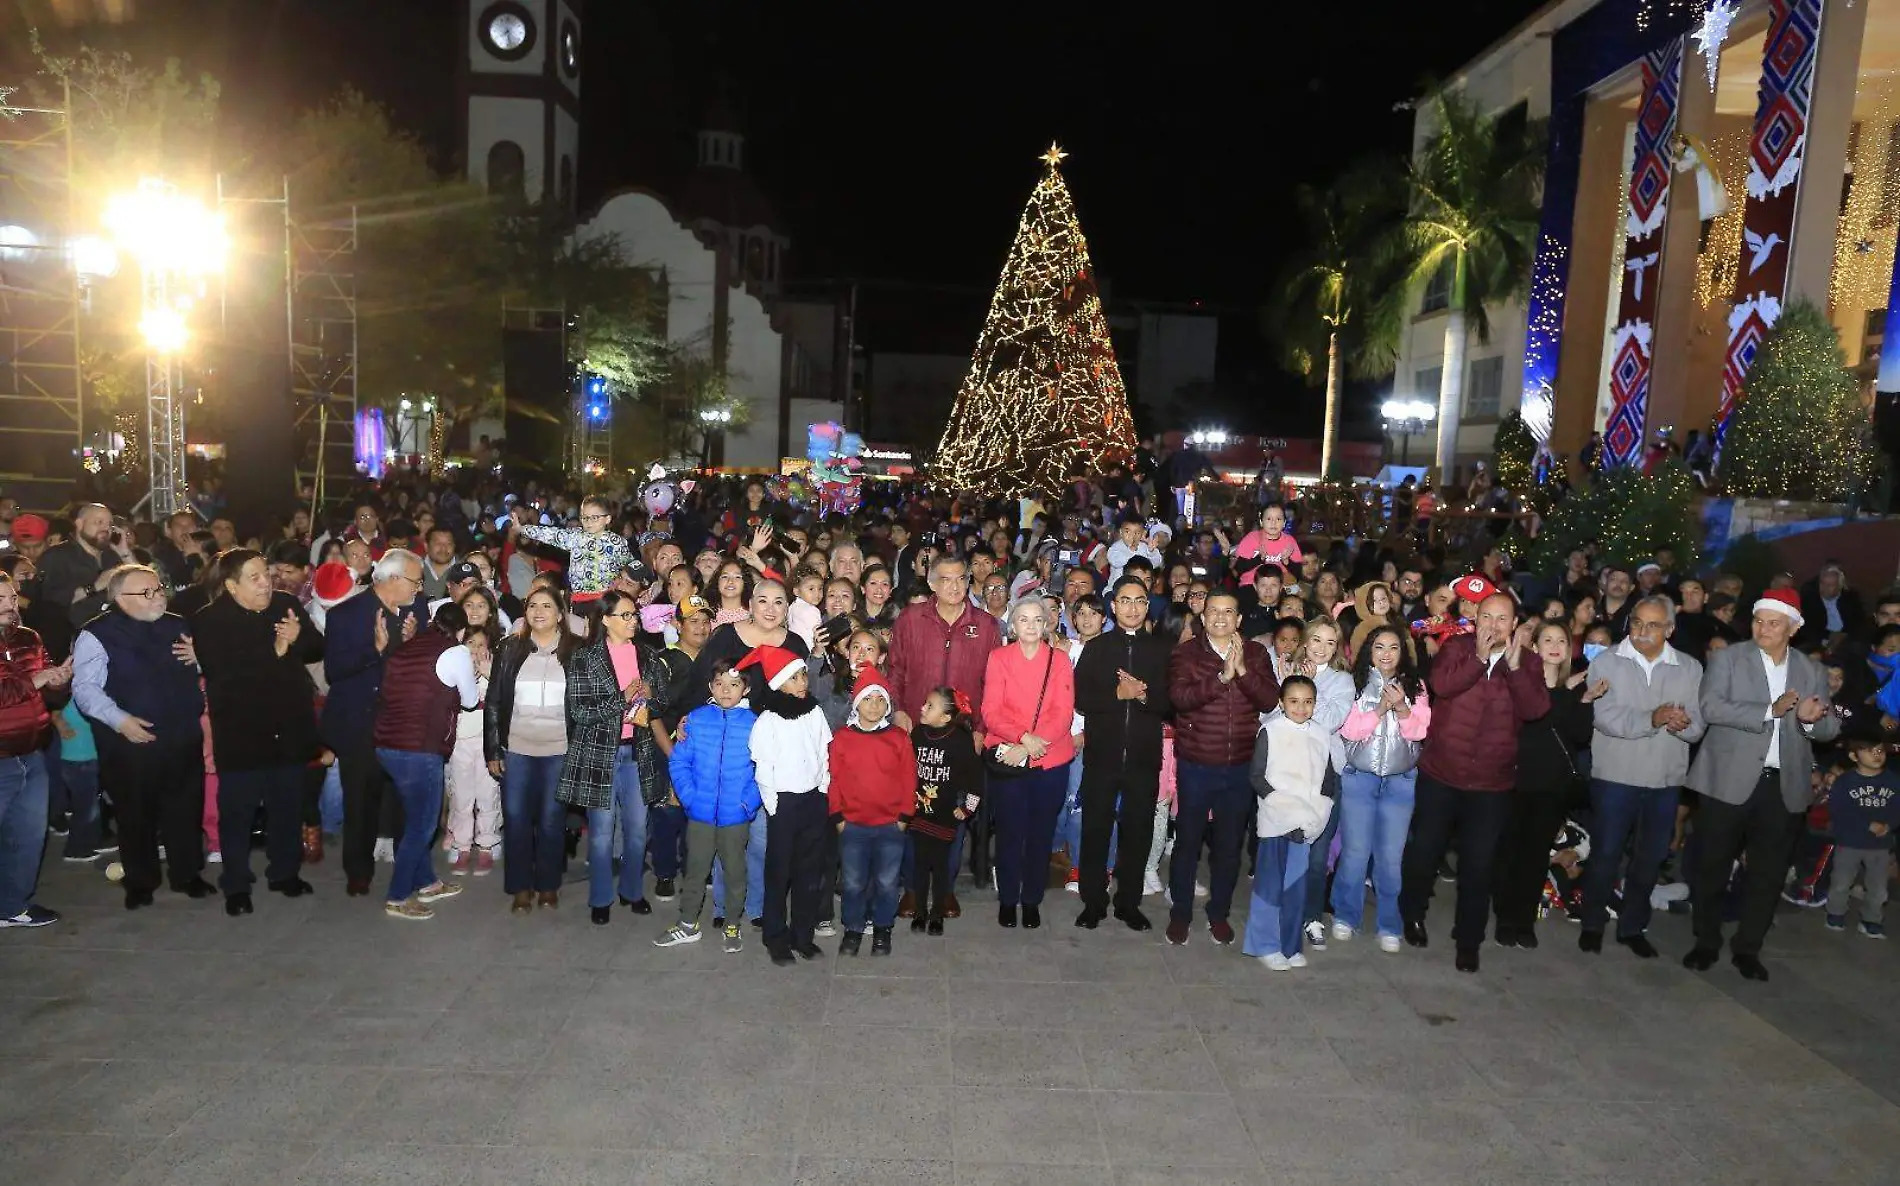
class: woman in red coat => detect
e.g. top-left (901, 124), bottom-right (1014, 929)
top-left (982, 598), bottom-right (1075, 930)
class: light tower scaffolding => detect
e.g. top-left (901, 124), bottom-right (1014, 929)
top-left (291, 207), bottom-right (358, 513)
top-left (0, 83), bottom-right (83, 511)
top-left (573, 372), bottom-right (611, 484)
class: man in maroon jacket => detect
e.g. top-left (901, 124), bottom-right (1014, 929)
top-left (0, 571), bottom-right (72, 928)
top-left (889, 554), bottom-right (1002, 910)
top-left (1166, 590), bottom-right (1279, 946)
top-left (1399, 591), bottom-right (1550, 973)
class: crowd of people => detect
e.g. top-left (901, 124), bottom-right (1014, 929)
top-left (0, 467), bottom-right (1894, 984)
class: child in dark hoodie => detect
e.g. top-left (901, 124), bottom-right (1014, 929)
top-left (827, 668), bottom-right (917, 955)
top-left (908, 686), bottom-right (985, 935)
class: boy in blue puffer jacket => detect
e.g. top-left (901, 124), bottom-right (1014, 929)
top-left (656, 660), bottom-right (762, 953)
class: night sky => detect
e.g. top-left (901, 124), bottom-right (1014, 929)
top-left (4, 0), bottom-right (1538, 428)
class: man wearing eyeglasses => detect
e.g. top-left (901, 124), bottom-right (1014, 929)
top-left (72, 564), bottom-right (210, 908)
top-left (340, 499), bottom-right (389, 561)
top-left (322, 549), bottom-right (429, 896)
top-left (510, 496), bottom-right (629, 606)
top-left (1576, 594), bottom-right (1705, 961)
top-left (1071, 575), bottom-right (1173, 931)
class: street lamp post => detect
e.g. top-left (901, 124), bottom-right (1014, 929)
top-left (698, 407), bottom-right (731, 469)
top-left (103, 180), bottom-right (226, 517)
top-left (1379, 398), bottom-right (1438, 468)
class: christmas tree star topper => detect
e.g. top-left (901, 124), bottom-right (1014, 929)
top-left (1040, 142), bottom-right (1068, 167)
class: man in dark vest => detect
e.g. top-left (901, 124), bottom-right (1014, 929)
top-left (71, 564), bottom-right (208, 909)
top-left (323, 548), bottom-right (427, 896)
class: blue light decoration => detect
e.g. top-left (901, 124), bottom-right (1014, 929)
top-left (1519, 0), bottom-right (1698, 450)
top-left (589, 404), bottom-right (605, 420)
top-left (355, 406), bottom-right (386, 479)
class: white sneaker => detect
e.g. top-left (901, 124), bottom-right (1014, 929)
top-left (205, 850), bottom-right (222, 864)
top-left (653, 922), bottom-right (702, 947)
top-left (373, 838), bottom-right (395, 863)
top-left (1260, 952), bottom-right (1291, 971)
top-left (1331, 921), bottom-right (1354, 942)
top-left (1378, 934), bottom-right (1403, 953)
top-left (1194, 881), bottom-right (1209, 898)
top-left (1287, 953), bottom-right (1308, 968)
top-left (1143, 870), bottom-right (1164, 897)
top-left (1304, 920), bottom-right (1327, 949)
top-left (814, 920), bottom-right (836, 938)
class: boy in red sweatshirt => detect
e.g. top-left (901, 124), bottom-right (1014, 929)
top-left (828, 668), bottom-right (916, 955)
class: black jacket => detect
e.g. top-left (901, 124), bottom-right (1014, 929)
top-left (1796, 580), bottom-right (1866, 648)
top-left (483, 633), bottom-right (566, 764)
top-left (1072, 627), bottom-right (1174, 770)
top-left (1516, 678), bottom-right (1594, 800)
top-left (193, 591), bottom-right (324, 771)
top-left (37, 539), bottom-right (118, 660)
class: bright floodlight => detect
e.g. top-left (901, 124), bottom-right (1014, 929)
top-left (0, 225), bottom-right (36, 259)
top-left (1381, 398), bottom-right (1438, 423)
top-left (139, 306), bottom-right (189, 354)
top-left (104, 181), bottom-right (227, 276)
top-left (70, 234), bottom-right (120, 278)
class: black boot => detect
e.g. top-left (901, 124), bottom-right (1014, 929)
top-left (839, 931), bottom-right (862, 956)
top-left (1403, 919), bottom-right (1429, 948)
top-left (269, 878), bottom-right (314, 898)
top-left (871, 926), bottom-right (892, 956)
top-left (998, 904), bottom-right (1017, 928)
top-left (224, 893), bottom-right (253, 917)
top-left (910, 917), bottom-right (927, 933)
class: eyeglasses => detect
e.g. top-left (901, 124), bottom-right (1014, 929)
top-left (122, 587), bottom-right (166, 600)
top-left (1114, 596), bottom-right (1148, 607)
top-left (1187, 591), bottom-right (1208, 601)
top-left (605, 611), bottom-right (639, 621)
top-left (580, 513), bottom-right (611, 523)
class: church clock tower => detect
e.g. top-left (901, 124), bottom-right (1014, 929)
top-left (459, 0), bottom-right (581, 213)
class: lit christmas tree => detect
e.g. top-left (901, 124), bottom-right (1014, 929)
top-left (932, 144), bottom-right (1137, 496)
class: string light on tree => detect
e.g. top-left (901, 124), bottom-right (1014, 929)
top-left (931, 143), bottom-right (1137, 496)
top-left (1691, 1), bottom-right (1738, 92)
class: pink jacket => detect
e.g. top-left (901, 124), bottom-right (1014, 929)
top-left (1339, 688), bottom-right (1433, 743)
top-left (980, 642), bottom-right (1076, 770)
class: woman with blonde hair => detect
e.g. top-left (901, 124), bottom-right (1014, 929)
top-left (1288, 618), bottom-right (1355, 951)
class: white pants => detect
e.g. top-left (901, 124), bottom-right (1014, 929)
top-left (445, 734), bottom-right (501, 851)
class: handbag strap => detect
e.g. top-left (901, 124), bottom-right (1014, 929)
top-left (1026, 647), bottom-right (1055, 736)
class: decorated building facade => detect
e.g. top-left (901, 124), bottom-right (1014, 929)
top-left (1394, 0), bottom-right (1899, 472)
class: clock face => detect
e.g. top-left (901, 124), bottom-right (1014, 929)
top-left (560, 22), bottom-right (580, 76)
top-left (477, 3), bottom-right (536, 61)
top-left (489, 13), bottom-right (527, 51)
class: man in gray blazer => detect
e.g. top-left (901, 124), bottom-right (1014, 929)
top-left (1684, 589), bottom-right (1838, 981)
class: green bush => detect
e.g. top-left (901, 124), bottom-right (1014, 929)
top-left (1529, 460), bottom-right (1700, 574)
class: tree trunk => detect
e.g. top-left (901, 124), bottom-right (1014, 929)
top-left (1434, 307), bottom-right (1468, 475)
top-left (1320, 330), bottom-right (1342, 480)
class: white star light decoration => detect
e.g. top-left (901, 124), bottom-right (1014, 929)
top-left (1692, 0), bottom-right (1737, 92)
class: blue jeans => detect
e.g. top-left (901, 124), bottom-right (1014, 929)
top-left (501, 751), bottom-right (566, 895)
top-left (1243, 834), bottom-right (1309, 958)
top-left (992, 762), bottom-right (1070, 908)
top-left (649, 801), bottom-right (687, 879)
top-left (1582, 778), bottom-right (1680, 939)
top-left (1170, 761), bottom-right (1254, 924)
top-left (1303, 784), bottom-right (1340, 926)
top-left (57, 758), bottom-right (101, 858)
top-left (376, 748), bottom-right (445, 903)
top-left (317, 763), bottom-right (344, 836)
top-left (711, 810), bottom-right (767, 920)
top-left (839, 821), bottom-right (906, 930)
top-left (1331, 768), bottom-right (1415, 937)
top-left (0, 751), bottom-right (49, 917)
top-left (584, 747), bottom-right (650, 909)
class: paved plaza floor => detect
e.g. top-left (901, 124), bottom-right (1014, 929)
top-left (3, 855), bottom-right (1898, 1186)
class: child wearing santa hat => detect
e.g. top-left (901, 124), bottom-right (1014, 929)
top-left (826, 668), bottom-right (917, 955)
top-left (741, 643), bottom-right (833, 966)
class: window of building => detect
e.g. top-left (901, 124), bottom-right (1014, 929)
top-left (1419, 259), bottom-right (1453, 314)
top-left (486, 140), bottom-right (525, 201)
top-left (1465, 355), bottom-right (1503, 420)
top-left (1414, 366), bottom-right (1442, 404)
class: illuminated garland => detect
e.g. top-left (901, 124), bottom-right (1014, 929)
top-left (1829, 74), bottom-right (1900, 317)
top-left (932, 144), bottom-right (1137, 496)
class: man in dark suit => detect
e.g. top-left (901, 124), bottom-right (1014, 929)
top-left (1684, 588), bottom-right (1840, 981)
top-left (322, 549), bottom-right (428, 896)
top-left (1795, 562), bottom-right (1865, 651)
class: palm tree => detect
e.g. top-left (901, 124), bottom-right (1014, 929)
top-left (1389, 92), bottom-right (1544, 471)
top-left (1275, 164), bottom-right (1407, 478)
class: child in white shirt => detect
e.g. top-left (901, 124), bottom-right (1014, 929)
top-left (1243, 676), bottom-right (1334, 969)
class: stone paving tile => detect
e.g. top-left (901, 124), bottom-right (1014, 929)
top-left (3, 860), bottom-right (1897, 1185)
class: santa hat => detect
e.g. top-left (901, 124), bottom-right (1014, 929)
top-left (849, 667), bottom-right (894, 718)
top-left (737, 643), bottom-right (805, 690)
top-left (1452, 573), bottom-right (1498, 604)
top-left (311, 561), bottom-right (359, 609)
top-left (1753, 587), bottom-right (1804, 628)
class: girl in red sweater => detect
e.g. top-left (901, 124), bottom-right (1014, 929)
top-left (828, 668), bottom-right (916, 955)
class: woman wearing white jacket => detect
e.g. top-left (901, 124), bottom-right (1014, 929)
top-left (1330, 625), bottom-right (1432, 951)
top-left (1288, 620), bottom-right (1356, 950)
